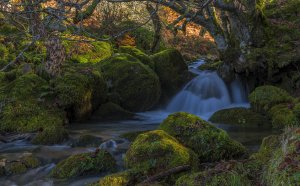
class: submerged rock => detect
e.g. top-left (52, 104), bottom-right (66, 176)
top-left (124, 130), bottom-right (198, 176)
top-left (71, 134), bottom-right (103, 147)
top-left (249, 85), bottom-right (294, 113)
top-left (50, 150), bottom-right (116, 180)
top-left (209, 107), bottom-right (270, 127)
top-left (159, 112), bottom-right (247, 162)
top-left (100, 53), bottom-right (161, 111)
top-left (151, 49), bottom-right (190, 99)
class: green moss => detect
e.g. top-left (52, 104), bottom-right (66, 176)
top-left (176, 161), bottom-right (251, 186)
top-left (119, 46), bottom-right (154, 68)
top-left (0, 73), bottom-right (67, 145)
top-left (268, 104), bottom-right (300, 128)
top-left (93, 171), bottom-right (130, 186)
top-left (6, 162), bottom-right (27, 175)
top-left (124, 130), bottom-right (198, 177)
top-left (52, 64), bottom-right (107, 121)
top-left (51, 150), bottom-right (116, 180)
top-left (250, 135), bottom-right (281, 165)
top-left (209, 107), bottom-right (270, 127)
top-left (198, 61), bottom-right (223, 71)
top-left (249, 85), bottom-right (294, 113)
top-left (64, 40), bottom-right (112, 63)
top-left (151, 49), bottom-right (189, 97)
top-left (21, 155), bottom-right (41, 168)
top-left (100, 53), bottom-right (161, 111)
top-left (159, 112), bottom-right (247, 162)
top-left (262, 128), bottom-right (300, 185)
top-left (93, 102), bottom-right (134, 120)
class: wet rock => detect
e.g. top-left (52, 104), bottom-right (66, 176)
top-left (71, 134), bottom-right (103, 147)
top-left (50, 150), bottom-right (116, 180)
top-left (159, 112), bottom-right (248, 162)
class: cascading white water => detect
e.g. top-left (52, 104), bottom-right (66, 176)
top-left (166, 60), bottom-right (248, 117)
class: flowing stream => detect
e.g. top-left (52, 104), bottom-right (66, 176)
top-left (0, 60), bottom-right (277, 186)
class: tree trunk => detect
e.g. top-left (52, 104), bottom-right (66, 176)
top-left (146, 3), bottom-right (162, 53)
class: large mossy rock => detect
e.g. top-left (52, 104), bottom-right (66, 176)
top-left (119, 46), bottom-right (154, 68)
top-left (0, 73), bottom-right (68, 145)
top-left (268, 104), bottom-right (300, 128)
top-left (249, 85), bottom-right (294, 113)
top-left (93, 102), bottom-right (134, 120)
top-left (64, 40), bottom-right (112, 64)
top-left (250, 128), bottom-right (300, 185)
top-left (52, 63), bottom-right (108, 121)
top-left (1, 155), bottom-right (41, 176)
top-left (50, 150), bottom-right (116, 180)
top-left (100, 54), bottom-right (161, 111)
top-left (209, 107), bottom-right (270, 127)
top-left (176, 161), bottom-right (251, 186)
top-left (124, 130), bottom-right (198, 176)
top-left (151, 49), bottom-right (190, 98)
top-left (159, 112), bottom-right (247, 162)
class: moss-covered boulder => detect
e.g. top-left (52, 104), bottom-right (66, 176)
top-left (93, 102), bottom-right (134, 120)
top-left (209, 107), bottom-right (270, 127)
top-left (64, 39), bottom-right (112, 63)
top-left (151, 49), bottom-right (190, 98)
top-left (52, 64), bottom-right (107, 121)
top-left (175, 161), bottom-right (251, 186)
top-left (268, 104), bottom-right (300, 128)
top-left (100, 54), bottom-right (161, 111)
top-left (159, 112), bottom-right (247, 162)
top-left (50, 150), bottom-right (116, 180)
top-left (0, 73), bottom-right (68, 145)
top-left (124, 130), bottom-right (198, 176)
top-left (249, 85), bottom-right (294, 113)
top-left (119, 46), bottom-right (153, 68)
top-left (2, 155), bottom-right (41, 176)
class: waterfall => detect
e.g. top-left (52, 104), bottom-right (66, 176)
top-left (166, 60), bottom-right (248, 117)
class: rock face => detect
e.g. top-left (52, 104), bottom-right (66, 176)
top-left (209, 107), bottom-right (270, 127)
top-left (249, 85), bottom-right (294, 113)
top-left (151, 49), bottom-right (190, 99)
top-left (50, 150), bottom-right (116, 180)
top-left (100, 53), bottom-right (161, 112)
top-left (124, 130), bottom-right (198, 176)
top-left (159, 112), bottom-right (247, 162)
